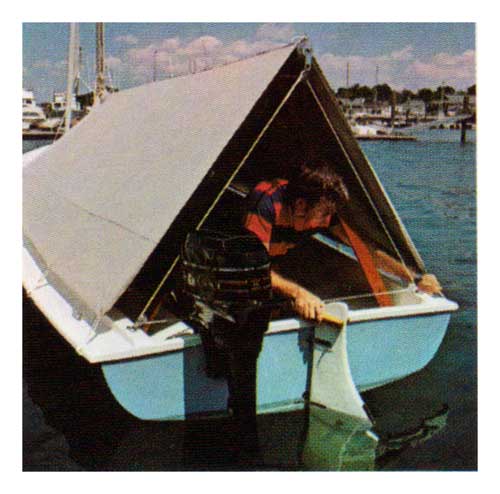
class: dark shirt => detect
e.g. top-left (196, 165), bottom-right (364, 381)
top-left (244, 180), bottom-right (336, 257)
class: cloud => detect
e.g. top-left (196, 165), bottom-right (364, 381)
top-left (183, 36), bottom-right (223, 56)
top-left (225, 38), bottom-right (281, 57)
top-left (319, 52), bottom-right (385, 88)
top-left (159, 37), bottom-right (181, 52)
top-left (389, 45), bottom-right (414, 62)
top-left (116, 32), bottom-right (291, 86)
top-left (105, 55), bottom-right (123, 70)
top-left (318, 46), bottom-right (475, 91)
top-left (405, 49), bottom-right (476, 87)
top-left (256, 23), bottom-right (296, 42)
top-left (115, 34), bottom-right (138, 45)
top-left (127, 45), bottom-right (157, 65)
top-left (106, 26), bottom-right (474, 93)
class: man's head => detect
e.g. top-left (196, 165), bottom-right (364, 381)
top-left (286, 159), bottom-right (349, 225)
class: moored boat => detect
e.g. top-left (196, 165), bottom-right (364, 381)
top-left (22, 89), bottom-right (46, 130)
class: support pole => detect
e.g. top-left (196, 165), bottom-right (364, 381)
top-left (390, 90), bottom-right (396, 128)
top-left (64, 23), bottom-right (78, 134)
top-left (95, 23), bottom-right (106, 103)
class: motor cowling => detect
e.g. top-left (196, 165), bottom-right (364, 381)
top-left (181, 229), bottom-right (273, 458)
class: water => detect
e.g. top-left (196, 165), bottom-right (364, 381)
top-left (22, 128), bottom-right (477, 470)
top-left (360, 129), bottom-right (477, 470)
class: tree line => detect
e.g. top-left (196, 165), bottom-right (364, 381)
top-left (336, 83), bottom-right (476, 104)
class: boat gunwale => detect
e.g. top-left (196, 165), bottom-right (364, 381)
top-left (24, 245), bottom-right (458, 364)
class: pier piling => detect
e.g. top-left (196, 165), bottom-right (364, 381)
top-left (460, 120), bottom-right (467, 144)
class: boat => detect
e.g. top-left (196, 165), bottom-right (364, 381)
top-left (37, 92), bottom-right (82, 132)
top-left (23, 24), bottom-right (84, 141)
top-left (22, 89), bottom-right (47, 130)
top-left (23, 39), bottom-right (458, 422)
top-left (350, 122), bottom-right (416, 141)
top-left (35, 117), bottom-right (63, 131)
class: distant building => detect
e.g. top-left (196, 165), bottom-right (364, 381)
top-left (337, 97), bottom-right (367, 118)
top-left (22, 89), bottom-right (36, 107)
top-left (401, 99), bottom-right (426, 118)
top-left (444, 94), bottom-right (476, 115)
top-left (351, 98), bottom-right (365, 109)
top-left (49, 92), bottom-right (80, 115)
top-left (338, 97), bottom-right (349, 107)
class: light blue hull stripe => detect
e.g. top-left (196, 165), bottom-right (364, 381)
top-left (102, 313), bottom-right (450, 420)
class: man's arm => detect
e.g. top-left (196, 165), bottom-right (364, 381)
top-left (271, 270), bottom-right (325, 322)
top-left (330, 224), bottom-right (442, 294)
top-left (373, 250), bottom-right (442, 294)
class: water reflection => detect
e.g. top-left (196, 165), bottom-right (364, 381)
top-left (99, 402), bottom-right (448, 471)
top-left (376, 406), bottom-right (449, 469)
top-left (302, 406), bottom-right (377, 471)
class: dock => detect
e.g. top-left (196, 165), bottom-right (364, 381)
top-left (355, 134), bottom-right (416, 141)
top-left (24, 129), bottom-right (417, 143)
top-left (23, 130), bottom-right (61, 141)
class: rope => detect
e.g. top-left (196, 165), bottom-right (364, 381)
top-left (25, 269), bottom-right (51, 297)
top-left (137, 67), bottom-right (310, 323)
top-left (305, 80), bottom-right (413, 280)
top-left (325, 286), bottom-right (413, 304)
top-left (339, 217), bottom-right (392, 307)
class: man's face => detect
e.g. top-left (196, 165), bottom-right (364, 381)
top-left (292, 197), bottom-right (336, 231)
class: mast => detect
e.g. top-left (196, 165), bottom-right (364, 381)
top-left (76, 46), bottom-right (82, 95)
top-left (95, 23), bottom-right (106, 102)
top-left (153, 50), bottom-right (158, 82)
top-left (64, 23), bottom-right (79, 134)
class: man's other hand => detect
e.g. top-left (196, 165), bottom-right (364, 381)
top-left (293, 288), bottom-right (325, 322)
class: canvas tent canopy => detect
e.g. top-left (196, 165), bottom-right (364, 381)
top-left (23, 39), bottom-right (424, 326)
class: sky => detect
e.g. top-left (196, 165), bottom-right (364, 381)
top-left (22, 22), bottom-right (476, 103)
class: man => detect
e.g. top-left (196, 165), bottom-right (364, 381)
top-left (244, 160), bottom-right (441, 322)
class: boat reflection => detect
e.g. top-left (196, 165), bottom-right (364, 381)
top-left (101, 401), bottom-right (447, 471)
top-left (302, 406), bottom-right (378, 471)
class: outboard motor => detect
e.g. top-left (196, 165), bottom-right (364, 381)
top-left (181, 229), bottom-right (272, 456)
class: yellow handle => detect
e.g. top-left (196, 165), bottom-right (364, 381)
top-left (321, 312), bottom-right (345, 327)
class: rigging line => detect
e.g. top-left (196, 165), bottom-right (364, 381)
top-left (78, 77), bottom-right (94, 93)
top-left (85, 315), bottom-right (105, 344)
top-left (137, 67), bottom-right (309, 322)
top-left (325, 286), bottom-right (412, 304)
top-left (25, 277), bottom-right (50, 297)
top-left (305, 80), bottom-right (412, 277)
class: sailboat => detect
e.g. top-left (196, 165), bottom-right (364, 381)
top-left (23, 39), bottom-right (458, 421)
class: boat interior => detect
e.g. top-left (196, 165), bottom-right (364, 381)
top-left (114, 84), bottom-right (423, 330)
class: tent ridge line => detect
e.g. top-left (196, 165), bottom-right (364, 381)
top-left (58, 186), bottom-right (157, 244)
top-left (309, 59), bottom-right (426, 272)
top-left (304, 78), bottom-right (410, 272)
top-left (304, 65), bottom-right (425, 271)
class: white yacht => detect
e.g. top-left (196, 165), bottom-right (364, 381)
top-left (22, 89), bottom-right (46, 129)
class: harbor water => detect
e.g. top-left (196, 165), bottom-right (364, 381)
top-left (22, 128), bottom-right (477, 471)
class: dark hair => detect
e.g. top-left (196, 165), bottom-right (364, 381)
top-left (285, 159), bottom-right (349, 210)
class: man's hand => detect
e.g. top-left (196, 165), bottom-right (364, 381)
top-left (293, 287), bottom-right (325, 322)
top-left (416, 274), bottom-right (442, 295)
top-left (270, 270), bottom-right (325, 322)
